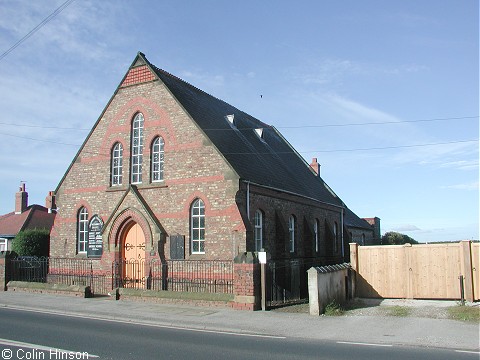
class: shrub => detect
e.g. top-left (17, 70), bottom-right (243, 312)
top-left (324, 300), bottom-right (345, 316)
top-left (12, 229), bottom-right (50, 257)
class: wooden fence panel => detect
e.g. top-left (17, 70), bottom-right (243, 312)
top-left (409, 244), bottom-right (461, 299)
top-left (473, 243), bottom-right (480, 301)
top-left (351, 241), bottom-right (478, 300)
top-left (357, 245), bottom-right (408, 298)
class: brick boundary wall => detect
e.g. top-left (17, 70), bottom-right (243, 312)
top-left (0, 255), bottom-right (6, 291)
top-left (232, 252), bottom-right (260, 311)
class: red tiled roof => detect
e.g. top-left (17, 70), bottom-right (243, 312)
top-left (0, 205), bottom-right (55, 237)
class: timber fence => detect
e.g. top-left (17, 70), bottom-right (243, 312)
top-left (350, 241), bottom-right (479, 301)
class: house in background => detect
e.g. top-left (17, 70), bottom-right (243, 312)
top-left (0, 184), bottom-right (56, 252)
top-left (50, 52), bottom-right (376, 292)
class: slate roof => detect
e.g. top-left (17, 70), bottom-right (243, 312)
top-left (343, 207), bottom-right (374, 231)
top-left (0, 205), bottom-right (55, 238)
top-left (144, 55), bottom-right (344, 208)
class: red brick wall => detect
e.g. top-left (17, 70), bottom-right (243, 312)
top-left (50, 66), bottom-right (347, 276)
top-left (121, 65), bottom-right (156, 87)
top-left (51, 78), bottom-right (244, 271)
top-left (232, 262), bottom-right (260, 310)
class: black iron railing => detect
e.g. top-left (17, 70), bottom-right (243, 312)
top-left (113, 259), bottom-right (234, 294)
top-left (9, 257), bottom-right (110, 295)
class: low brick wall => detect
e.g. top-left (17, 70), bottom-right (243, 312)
top-left (118, 288), bottom-right (233, 307)
top-left (0, 255), bottom-right (7, 291)
top-left (232, 252), bottom-right (260, 311)
top-left (7, 281), bottom-right (92, 298)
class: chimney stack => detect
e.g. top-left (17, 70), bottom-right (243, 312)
top-left (15, 183), bottom-right (28, 214)
top-left (310, 158), bottom-right (321, 176)
top-left (45, 191), bottom-right (56, 214)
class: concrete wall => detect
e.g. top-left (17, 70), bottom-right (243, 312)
top-left (308, 264), bottom-right (350, 315)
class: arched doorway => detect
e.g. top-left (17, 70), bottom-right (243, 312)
top-left (123, 222), bottom-right (146, 288)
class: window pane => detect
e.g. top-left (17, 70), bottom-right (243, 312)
top-left (131, 113), bottom-right (144, 184)
top-left (193, 217), bottom-right (199, 229)
top-left (78, 208), bottom-right (88, 254)
top-left (191, 199), bottom-right (205, 254)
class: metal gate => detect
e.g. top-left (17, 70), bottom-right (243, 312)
top-left (266, 259), bottom-right (308, 307)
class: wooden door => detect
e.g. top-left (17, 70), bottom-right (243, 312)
top-left (123, 223), bottom-right (146, 287)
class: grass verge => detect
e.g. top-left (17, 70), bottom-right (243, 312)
top-left (447, 306), bottom-right (480, 323)
top-left (385, 305), bottom-right (410, 317)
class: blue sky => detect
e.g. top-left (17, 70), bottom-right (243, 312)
top-left (0, 0), bottom-right (478, 242)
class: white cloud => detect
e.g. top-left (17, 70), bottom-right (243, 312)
top-left (0, 0), bottom-right (129, 62)
top-left (391, 225), bottom-right (422, 232)
top-left (440, 182), bottom-right (479, 191)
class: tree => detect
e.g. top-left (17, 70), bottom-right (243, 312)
top-left (381, 231), bottom-right (418, 245)
top-left (12, 229), bottom-right (50, 257)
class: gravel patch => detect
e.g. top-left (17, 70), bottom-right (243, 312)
top-left (271, 298), bottom-right (473, 320)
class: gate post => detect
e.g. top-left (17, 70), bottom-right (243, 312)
top-left (232, 252), bottom-right (260, 311)
top-left (0, 252), bottom-right (11, 291)
top-left (349, 243), bottom-right (358, 297)
top-left (460, 240), bottom-right (474, 302)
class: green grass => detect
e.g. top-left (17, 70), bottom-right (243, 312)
top-left (385, 305), bottom-right (411, 317)
top-left (323, 300), bottom-right (345, 316)
top-left (448, 306), bottom-right (480, 323)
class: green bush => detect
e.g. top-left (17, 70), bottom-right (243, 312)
top-left (324, 300), bottom-right (345, 316)
top-left (12, 229), bottom-right (50, 257)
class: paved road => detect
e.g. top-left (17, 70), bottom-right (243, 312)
top-left (0, 308), bottom-right (478, 360)
top-left (0, 292), bottom-right (478, 352)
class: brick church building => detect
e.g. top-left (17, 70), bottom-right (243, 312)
top-left (49, 52), bottom-right (376, 293)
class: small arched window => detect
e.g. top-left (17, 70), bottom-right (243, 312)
top-left (288, 215), bottom-right (296, 253)
top-left (77, 207), bottom-right (89, 254)
top-left (254, 210), bottom-right (264, 252)
top-left (111, 142), bottom-right (123, 186)
top-left (131, 113), bottom-right (144, 184)
top-left (191, 199), bottom-right (205, 254)
top-left (151, 136), bottom-right (165, 182)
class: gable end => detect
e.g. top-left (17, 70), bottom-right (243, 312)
top-left (120, 65), bottom-right (157, 88)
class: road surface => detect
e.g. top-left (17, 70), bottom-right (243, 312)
top-left (0, 308), bottom-right (477, 360)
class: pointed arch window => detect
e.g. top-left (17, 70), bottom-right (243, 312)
top-left (288, 215), bottom-right (296, 253)
top-left (191, 199), bottom-right (205, 254)
top-left (131, 113), bottom-right (144, 184)
top-left (151, 136), bottom-right (164, 182)
top-left (333, 221), bottom-right (338, 254)
top-left (314, 219), bottom-right (319, 253)
top-left (77, 207), bottom-right (88, 254)
top-left (111, 142), bottom-right (123, 186)
top-left (254, 210), bottom-right (263, 252)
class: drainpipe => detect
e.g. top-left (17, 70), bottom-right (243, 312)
top-left (246, 181), bottom-right (250, 220)
top-left (341, 205), bottom-right (345, 259)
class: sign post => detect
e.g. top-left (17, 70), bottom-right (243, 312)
top-left (258, 251), bottom-right (267, 311)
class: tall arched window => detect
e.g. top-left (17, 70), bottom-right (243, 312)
top-left (288, 215), bottom-right (295, 253)
top-left (111, 142), bottom-right (123, 186)
top-left (191, 199), bottom-right (205, 254)
top-left (77, 207), bottom-right (88, 254)
top-left (314, 219), bottom-right (319, 253)
top-left (254, 210), bottom-right (263, 252)
top-left (131, 113), bottom-right (144, 184)
top-left (151, 136), bottom-right (164, 182)
top-left (333, 221), bottom-right (338, 254)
